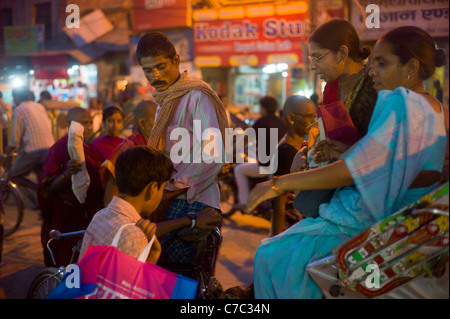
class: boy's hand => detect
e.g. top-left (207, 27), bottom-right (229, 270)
top-left (136, 219), bottom-right (161, 264)
top-left (195, 208), bottom-right (223, 230)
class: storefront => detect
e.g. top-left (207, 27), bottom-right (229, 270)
top-left (192, 1), bottom-right (310, 113)
top-left (28, 54), bottom-right (98, 108)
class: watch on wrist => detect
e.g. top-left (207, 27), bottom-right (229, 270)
top-left (187, 211), bottom-right (197, 228)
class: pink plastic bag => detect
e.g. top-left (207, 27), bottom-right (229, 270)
top-left (49, 223), bottom-right (198, 299)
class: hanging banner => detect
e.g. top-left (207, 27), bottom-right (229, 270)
top-left (193, 1), bottom-right (310, 67)
top-left (351, 0), bottom-right (449, 41)
top-left (31, 55), bottom-right (69, 80)
top-left (132, 0), bottom-right (192, 32)
top-left (4, 25), bottom-right (44, 56)
top-left (315, 0), bottom-right (347, 25)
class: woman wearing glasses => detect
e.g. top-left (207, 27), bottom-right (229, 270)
top-left (308, 19), bottom-right (378, 138)
top-left (288, 19), bottom-right (380, 221)
top-left (245, 26), bottom-right (446, 299)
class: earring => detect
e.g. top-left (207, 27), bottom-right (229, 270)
top-left (408, 75), bottom-right (411, 80)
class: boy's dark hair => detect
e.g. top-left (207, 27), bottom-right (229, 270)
top-left (115, 146), bottom-right (174, 196)
top-left (136, 31), bottom-right (177, 64)
top-left (259, 95), bottom-right (278, 114)
top-left (102, 105), bottom-right (123, 122)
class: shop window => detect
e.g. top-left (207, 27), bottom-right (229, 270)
top-left (33, 2), bottom-right (52, 41)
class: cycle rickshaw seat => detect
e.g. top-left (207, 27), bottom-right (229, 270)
top-left (307, 182), bottom-right (449, 299)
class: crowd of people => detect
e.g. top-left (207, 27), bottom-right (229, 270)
top-left (0, 19), bottom-right (448, 299)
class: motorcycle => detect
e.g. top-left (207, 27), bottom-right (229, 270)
top-left (218, 163), bottom-right (273, 221)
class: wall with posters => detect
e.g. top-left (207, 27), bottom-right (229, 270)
top-left (351, 0), bottom-right (449, 104)
top-left (351, 0), bottom-right (449, 41)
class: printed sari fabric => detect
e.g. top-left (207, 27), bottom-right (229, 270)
top-left (38, 135), bottom-right (105, 267)
top-left (254, 88), bottom-right (447, 299)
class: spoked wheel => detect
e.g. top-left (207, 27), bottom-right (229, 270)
top-left (27, 267), bottom-right (65, 299)
top-left (219, 180), bottom-right (237, 218)
top-left (1, 181), bottom-right (25, 237)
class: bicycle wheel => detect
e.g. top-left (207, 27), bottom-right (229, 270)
top-left (26, 267), bottom-right (65, 299)
top-left (1, 181), bottom-right (25, 237)
top-left (219, 180), bottom-right (237, 218)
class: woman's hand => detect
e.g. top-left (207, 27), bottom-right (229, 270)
top-left (311, 138), bottom-right (349, 163)
top-left (290, 146), bottom-right (308, 173)
top-left (136, 219), bottom-right (161, 264)
top-left (245, 180), bottom-right (282, 213)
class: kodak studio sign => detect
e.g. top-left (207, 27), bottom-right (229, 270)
top-left (193, 1), bottom-right (310, 67)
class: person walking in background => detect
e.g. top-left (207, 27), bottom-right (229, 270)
top-left (234, 95), bottom-right (287, 209)
top-left (6, 86), bottom-right (54, 191)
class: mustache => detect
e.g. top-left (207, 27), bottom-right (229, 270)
top-left (151, 80), bottom-right (166, 86)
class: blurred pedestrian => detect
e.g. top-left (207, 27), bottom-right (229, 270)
top-left (234, 95), bottom-right (287, 207)
top-left (6, 86), bottom-right (54, 191)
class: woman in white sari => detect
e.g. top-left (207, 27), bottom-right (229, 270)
top-left (246, 26), bottom-right (447, 299)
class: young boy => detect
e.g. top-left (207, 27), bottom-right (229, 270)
top-left (78, 146), bottom-right (174, 263)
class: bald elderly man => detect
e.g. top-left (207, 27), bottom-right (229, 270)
top-left (271, 95), bottom-right (317, 236)
top-left (38, 107), bottom-right (105, 267)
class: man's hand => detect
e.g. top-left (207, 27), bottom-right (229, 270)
top-left (66, 160), bottom-right (83, 175)
top-left (311, 138), bottom-right (349, 163)
top-left (195, 208), bottom-right (223, 230)
top-left (290, 146), bottom-right (308, 173)
top-left (136, 218), bottom-right (161, 264)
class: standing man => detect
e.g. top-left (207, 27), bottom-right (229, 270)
top-left (7, 86), bottom-right (54, 191)
top-left (136, 31), bottom-right (228, 273)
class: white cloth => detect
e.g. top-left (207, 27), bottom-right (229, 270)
top-left (68, 121), bottom-right (90, 203)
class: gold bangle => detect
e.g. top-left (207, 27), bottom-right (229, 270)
top-left (271, 176), bottom-right (283, 195)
